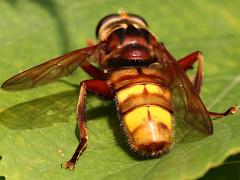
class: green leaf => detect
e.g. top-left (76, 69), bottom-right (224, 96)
top-left (0, 0), bottom-right (240, 179)
top-left (200, 153), bottom-right (240, 180)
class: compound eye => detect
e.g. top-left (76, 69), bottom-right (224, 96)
top-left (96, 14), bottom-right (119, 38)
top-left (128, 13), bottom-right (148, 27)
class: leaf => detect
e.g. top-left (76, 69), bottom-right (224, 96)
top-left (0, 0), bottom-right (240, 179)
top-left (200, 153), bottom-right (240, 180)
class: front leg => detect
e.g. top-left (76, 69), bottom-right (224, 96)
top-left (64, 80), bottom-right (113, 169)
top-left (81, 64), bottom-right (103, 79)
top-left (80, 39), bottom-right (103, 79)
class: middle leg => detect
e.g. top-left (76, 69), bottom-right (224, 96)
top-left (208, 105), bottom-right (238, 119)
top-left (178, 51), bottom-right (238, 118)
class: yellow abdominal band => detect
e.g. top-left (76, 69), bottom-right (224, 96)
top-left (116, 84), bottom-right (170, 104)
top-left (123, 105), bottom-right (171, 133)
top-left (116, 84), bottom-right (172, 133)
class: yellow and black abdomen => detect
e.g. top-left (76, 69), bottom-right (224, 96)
top-left (109, 68), bottom-right (173, 156)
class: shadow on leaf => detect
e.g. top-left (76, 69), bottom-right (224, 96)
top-left (200, 153), bottom-right (240, 180)
top-left (0, 87), bottom-right (139, 159)
top-left (0, 90), bottom-right (78, 129)
top-left (74, 98), bottom-right (141, 160)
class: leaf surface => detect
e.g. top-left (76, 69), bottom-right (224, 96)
top-left (0, 0), bottom-right (240, 179)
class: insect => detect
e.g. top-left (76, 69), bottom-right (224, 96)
top-left (1, 11), bottom-right (238, 169)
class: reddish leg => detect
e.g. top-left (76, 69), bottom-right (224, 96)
top-left (80, 39), bottom-right (102, 79)
top-left (178, 51), bottom-right (203, 94)
top-left (81, 64), bottom-right (103, 79)
top-left (159, 43), bottom-right (238, 119)
top-left (87, 39), bottom-right (95, 47)
top-left (177, 51), bottom-right (238, 118)
top-left (64, 80), bottom-right (113, 169)
top-left (208, 105), bottom-right (238, 119)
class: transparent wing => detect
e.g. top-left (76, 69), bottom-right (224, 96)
top-left (154, 44), bottom-right (213, 143)
top-left (1, 42), bottom-right (106, 91)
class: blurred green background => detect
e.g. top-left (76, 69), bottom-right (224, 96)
top-left (0, 0), bottom-right (240, 179)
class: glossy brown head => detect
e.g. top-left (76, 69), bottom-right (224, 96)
top-left (96, 11), bottom-right (158, 68)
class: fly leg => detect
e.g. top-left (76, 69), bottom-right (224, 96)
top-left (208, 105), bottom-right (238, 119)
top-left (81, 64), bottom-right (103, 79)
top-left (64, 80), bottom-right (113, 170)
top-left (81, 39), bottom-right (103, 79)
top-left (177, 51), bottom-right (203, 94)
top-left (208, 105), bottom-right (239, 118)
top-left (87, 39), bottom-right (95, 47)
top-left (79, 39), bottom-right (102, 79)
top-left (178, 51), bottom-right (238, 118)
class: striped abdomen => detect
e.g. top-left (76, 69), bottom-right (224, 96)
top-left (109, 68), bottom-right (173, 156)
